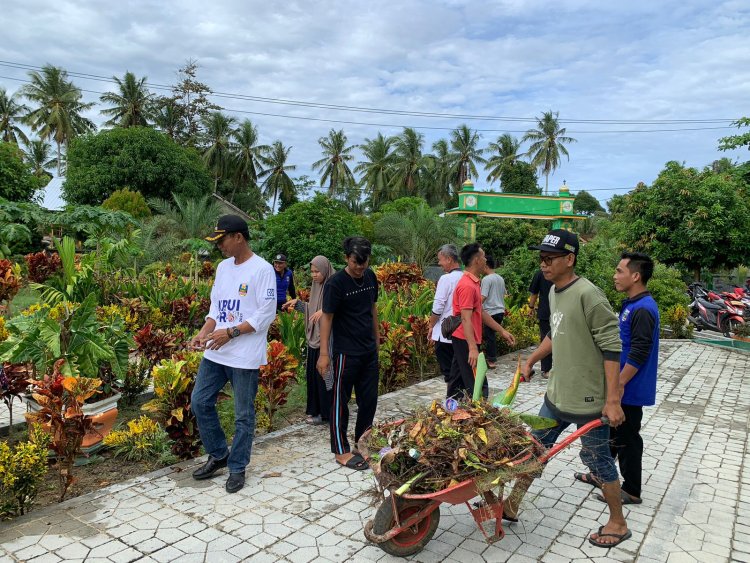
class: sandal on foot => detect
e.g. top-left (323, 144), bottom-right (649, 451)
top-left (574, 472), bottom-right (602, 488)
top-left (588, 525), bottom-right (632, 548)
top-left (595, 490), bottom-right (642, 505)
top-left (337, 454), bottom-right (368, 471)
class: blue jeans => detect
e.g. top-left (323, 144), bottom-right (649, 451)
top-left (532, 401), bottom-right (619, 483)
top-left (191, 357), bottom-right (259, 474)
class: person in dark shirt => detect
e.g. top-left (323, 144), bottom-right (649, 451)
top-left (745, 277), bottom-right (750, 294)
top-left (273, 254), bottom-right (296, 310)
top-left (318, 237), bottom-right (379, 471)
top-left (575, 251), bottom-right (659, 506)
top-left (528, 269), bottom-right (554, 379)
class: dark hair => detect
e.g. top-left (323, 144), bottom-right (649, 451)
top-left (460, 242), bottom-right (482, 267)
top-left (621, 251), bottom-right (654, 284)
top-left (343, 236), bottom-right (372, 264)
top-left (485, 255), bottom-right (496, 269)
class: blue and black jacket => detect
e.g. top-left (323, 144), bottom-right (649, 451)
top-left (619, 291), bottom-right (660, 406)
top-left (275, 268), bottom-right (296, 306)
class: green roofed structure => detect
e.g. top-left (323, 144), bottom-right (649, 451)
top-left (446, 179), bottom-right (586, 241)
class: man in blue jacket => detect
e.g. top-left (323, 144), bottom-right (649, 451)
top-left (575, 251), bottom-right (659, 505)
top-left (273, 254), bottom-right (296, 311)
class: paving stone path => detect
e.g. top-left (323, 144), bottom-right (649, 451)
top-left (1, 340), bottom-right (749, 562)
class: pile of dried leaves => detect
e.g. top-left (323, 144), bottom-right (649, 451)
top-left (363, 399), bottom-right (544, 494)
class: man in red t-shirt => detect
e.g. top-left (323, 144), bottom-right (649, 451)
top-left (448, 243), bottom-right (516, 399)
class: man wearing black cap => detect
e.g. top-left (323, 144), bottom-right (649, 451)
top-left (502, 229), bottom-right (631, 549)
top-left (190, 215), bottom-right (277, 493)
top-left (273, 254), bottom-right (296, 311)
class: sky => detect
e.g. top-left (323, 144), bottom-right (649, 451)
top-left (2, 0), bottom-right (749, 210)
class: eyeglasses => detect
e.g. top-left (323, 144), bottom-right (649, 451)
top-left (539, 254), bottom-right (568, 266)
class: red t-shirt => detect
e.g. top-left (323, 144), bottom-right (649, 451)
top-left (452, 271), bottom-right (482, 343)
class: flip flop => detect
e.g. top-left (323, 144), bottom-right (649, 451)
top-left (337, 454), bottom-right (368, 471)
top-left (574, 472), bottom-right (602, 488)
top-left (588, 525), bottom-right (632, 548)
top-left (595, 490), bottom-right (642, 505)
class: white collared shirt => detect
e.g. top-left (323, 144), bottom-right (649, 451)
top-left (430, 268), bottom-right (463, 343)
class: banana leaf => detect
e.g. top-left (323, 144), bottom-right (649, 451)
top-left (472, 352), bottom-right (488, 401)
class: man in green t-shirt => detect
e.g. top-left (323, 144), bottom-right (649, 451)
top-left (503, 229), bottom-right (631, 549)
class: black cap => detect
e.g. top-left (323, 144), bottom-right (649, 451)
top-left (205, 215), bottom-right (249, 242)
top-left (273, 254), bottom-right (287, 263)
top-left (528, 229), bottom-right (579, 255)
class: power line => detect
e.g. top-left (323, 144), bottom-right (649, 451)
top-left (0, 73), bottom-right (736, 135)
top-left (0, 59), bottom-right (739, 125)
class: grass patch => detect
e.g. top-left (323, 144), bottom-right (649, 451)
top-left (8, 287), bottom-right (40, 317)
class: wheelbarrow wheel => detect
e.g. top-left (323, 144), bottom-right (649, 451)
top-left (371, 498), bottom-right (440, 557)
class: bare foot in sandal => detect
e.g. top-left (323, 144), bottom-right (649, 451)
top-left (335, 452), bottom-right (368, 471)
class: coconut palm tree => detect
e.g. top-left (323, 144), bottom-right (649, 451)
top-left (355, 133), bottom-right (395, 211)
top-left (311, 129), bottom-right (356, 197)
top-left (231, 119), bottom-right (267, 197)
top-left (23, 139), bottom-right (56, 182)
top-left (200, 111), bottom-right (237, 192)
top-left (100, 71), bottom-right (154, 127)
top-left (448, 124), bottom-right (485, 190)
top-left (522, 111), bottom-right (577, 194)
top-left (422, 138), bottom-right (453, 206)
top-left (21, 65), bottom-right (95, 175)
top-left (258, 141), bottom-right (297, 214)
top-left (391, 127), bottom-right (427, 198)
top-left (0, 88), bottom-right (30, 145)
top-left (485, 133), bottom-right (522, 184)
top-left (153, 97), bottom-right (183, 141)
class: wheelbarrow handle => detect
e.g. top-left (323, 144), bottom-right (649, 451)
top-left (537, 417), bottom-right (609, 464)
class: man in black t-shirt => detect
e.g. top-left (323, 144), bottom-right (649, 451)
top-left (529, 269), bottom-right (553, 379)
top-left (318, 237), bottom-right (379, 471)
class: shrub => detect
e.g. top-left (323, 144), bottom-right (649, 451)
top-left (378, 321), bottom-right (412, 394)
top-left (663, 305), bottom-right (693, 339)
top-left (259, 341), bottom-right (299, 430)
top-left (0, 259), bottom-right (21, 305)
top-left (0, 425), bottom-right (50, 518)
top-left (496, 305), bottom-right (540, 357)
top-left (102, 188), bottom-right (151, 219)
top-left (24, 252), bottom-right (62, 284)
top-left (407, 314), bottom-right (432, 378)
top-left (0, 362), bottom-right (33, 433)
top-left (375, 262), bottom-right (427, 292)
top-left (103, 415), bottom-right (172, 462)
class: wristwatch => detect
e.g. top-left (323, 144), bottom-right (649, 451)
top-left (226, 326), bottom-right (241, 339)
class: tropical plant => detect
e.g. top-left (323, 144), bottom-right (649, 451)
top-left (152, 97), bottom-right (184, 140)
top-left (99, 72), bottom-right (154, 128)
top-left (374, 262), bottom-right (428, 292)
top-left (407, 314), bottom-right (432, 379)
top-left (485, 133), bottom-right (522, 184)
top-left (25, 360), bottom-right (101, 501)
top-left (259, 140), bottom-right (297, 214)
top-left (0, 259), bottom-right (22, 306)
top-left (663, 304), bottom-right (693, 339)
top-left (355, 133), bottom-right (395, 211)
top-left (23, 139), bottom-right (56, 182)
top-left (495, 305), bottom-right (540, 356)
top-left (391, 127), bottom-right (427, 198)
top-left (448, 124), bottom-right (485, 190)
top-left (102, 188), bottom-right (151, 219)
top-left (378, 321), bottom-right (412, 394)
top-left (148, 193), bottom-right (222, 241)
top-left (522, 110), bottom-right (577, 194)
top-left (103, 415), bottom-right (172, 462)
top-left (312, 129), bottom-right (356, 197)
top-left (21, 65), bottom-right (96, 175)
top-left (0, 424), bottom-right (50, 517)
top-left (374, 203), bottom-right (463, 270)
top-left (142, 352), bottom-right (202, 459)
top-left (0, 362), bottom-right (33, 435)
top-left (169, 60), bottom-right (220, 146)
top-left (276, 310), bottom-right (306, 363)
top-left (231, 119), bottom-right (267, 200)
top-left (24, 251), bottom-right (62, 283)
top-left (29, 236), bottom-right (96, 304)
top-left (259, 341), bottom-right (299, 429)
top-left (0, 88), bottom-right (30, 145)
top-left (201, 111), bottom-right (237, 191)
top-left (422, 138), bottom-right (453, 206)
top-left (0, 142), bottom-right (43, 203)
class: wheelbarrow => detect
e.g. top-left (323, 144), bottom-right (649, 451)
top-left (361, 416), bottom-right (609, 557)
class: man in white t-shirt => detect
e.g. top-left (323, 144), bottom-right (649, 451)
top-left (428, 244), bottom-right (463, 384)
top-left (190, 215), bottom-right (277, 493)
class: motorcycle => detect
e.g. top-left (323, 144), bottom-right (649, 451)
top-left (688, 288), bottom-right (746, 337)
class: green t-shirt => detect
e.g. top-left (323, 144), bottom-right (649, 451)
top-left (546, 277), bottom-right (621, 419)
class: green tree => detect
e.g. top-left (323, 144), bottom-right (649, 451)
top-left (616, 161), bottom-right (750, 280)
top-left (573, 190), bottom-right (605, 215)
top-left (374, 202), bottom-right (463, 270)
top-left (448, 124), bottom-right (485, 190)
top-left (718, 117), bottom-right (750, 152)
top-left (485, 133), bottom-right (521, 184)
top-left (0, 142), bottom-right (43, 202)
top-left (63, 127), bottom-right (211, 204)
top-left (261, 194), bottom-right (362, 267)
top-left (499, 161), bottom-right (539, 194)
top-left (476, 218), bottom-right (550, 263)
top-left (169, 60), bottom-right (220, 146)
top-left (391, 127), bottom-right (427, 198)
top-left (0, 88), bottom-right (29, 145)
top-left (200, 111), bottom-right (236, 192)
top-left (523, 110), bottom-right (576, 194)
top-left (148, 193), bottom-right (222, 241)
top-left (231, 119), bottom-right (267, 198)
top-left (355, 133), bottom-right (395, 210)
top-left (422, 138), bottom-right (453, 206)
top-left (21, 65), bottom-right (95, 175)
top-left (23, 139), bottom-right (56, 184)
top-left (100, 72), bottom-right (154, 128)
top-left (312, 129), bottom-right (356, 197)
top-left (153, 97), bottom-right (184, 141)
top-left (102, 188), bottom-right (151, 219)
top-left (258, 141), bottom-right (296, 214)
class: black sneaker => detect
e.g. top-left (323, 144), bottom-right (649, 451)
top-left (226, 472), bottom-right (245, 493)
top-left (192, 455), bottom-right (228, 480)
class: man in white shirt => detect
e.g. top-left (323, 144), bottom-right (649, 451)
top-left (481, 255), bottom-right (507, 369)
top-left (190, 215), bottom-right (277, 493)
top-left (428, 244), bottom-right (463, 384)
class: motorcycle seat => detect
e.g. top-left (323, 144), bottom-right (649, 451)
top-left (698, 298), bottom-right (722, 310)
